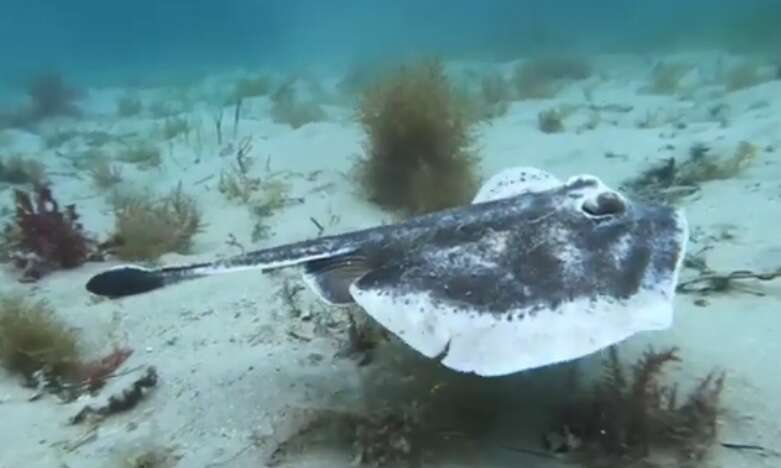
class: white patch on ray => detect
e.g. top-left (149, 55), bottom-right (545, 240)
top-left (473, 167), bottom-right (563, 204)
top-left (350, 278), bottom-right (677, 377)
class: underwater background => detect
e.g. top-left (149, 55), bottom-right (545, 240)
top-left (1, 0), bottom-right (780, 87)
top-left (1, 1), bottom-right (781, 467)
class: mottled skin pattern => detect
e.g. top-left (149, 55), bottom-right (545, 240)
top-left (204, 178), bottom-right (684, 315)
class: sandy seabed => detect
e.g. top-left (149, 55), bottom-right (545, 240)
top-left (1, 51), bottom-right (780, 468)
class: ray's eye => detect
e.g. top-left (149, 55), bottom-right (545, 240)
top-left (582, 192), bottom-right (626, 217)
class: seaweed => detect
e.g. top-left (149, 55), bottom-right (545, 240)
top-left (266, 403), bottom-right (426, 467)
top-left (336, 306), bottom-right (390, 367)
top-left (513, 56), bottom-right (592, 99)
top-left (725, 62), bottom-right (768, 91)
top-left (677, 268), bottom-right (781, 296)
top-left (270, 81), bottom-right (327, 129)
top-left (675, 141), bottom-right (756, 185)
top-left (355, 60), bottom-right (479, 216)
top-left (218, 138), bottom-right (260, 204)
top-left (149, 101), bottom-right (176, 119)
top-left (0, 293), bottom-right (133, 402)
top-left (116, 141), bottom-right (162, 169)
top-left (0, 155), bottom-right (47, 185)
top-left (338, 59), bottom-right (403, 97)
top-left (231, 75), bottom-right (272, 100)
top-left (117, 96), bottom-right (143, 117)
top-left (9, 71), bottom-right (82, 126)
top-left (1, 185), bottom-right (93, 280)
top-left (250, 179), bottom-right (291, 218)
top-left (88, 158), bottom-right (123, 190)
top-left (480, 73), bottom-right (511, 105)
top-left (249, 178), bottom-right (291, 242)
top-left (645, 62), bottom-right (692, 95)
top-left (44, 129), bottom-right (114, 149)
top-left (538, 108), bottom-right (565, 133)
top-left (113, 443), bottom-right (178, 468)
top-left (219, 166), bottom-right (260, 203)
top-left (465, 73), bottom-right (512, 120)
top-left (0, 294), bottom-right (81, 381)
top-left (70, 366), bottom-right (158, 425)
top-left (548, 347), bottom-right (725, 467)
top-left (621, 141), bottom-right (757, 205)
top-left (108, 184), bottom-right (203, 261)
top-left (352, 404), bottom-right (423, 467)
top-left (160, 116), bottom-right (190, 141)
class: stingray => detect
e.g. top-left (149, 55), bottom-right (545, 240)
top-left (85, 167), bottom-right (688, 377)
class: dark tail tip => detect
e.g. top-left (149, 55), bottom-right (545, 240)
top-left (86, 265), bottom-right (165, 298)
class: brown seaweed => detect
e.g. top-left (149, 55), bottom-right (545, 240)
top-left (355, 59), bottom-right (479, 216)
top-left (548, 347), bottom-right (725, 467)
top-left (70, 366), bottom-right (158, 425)
top-left (621, 141), bottom-right (757, 205)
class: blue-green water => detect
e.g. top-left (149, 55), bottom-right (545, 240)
top-left (1, 0), bottom-right (779, 87)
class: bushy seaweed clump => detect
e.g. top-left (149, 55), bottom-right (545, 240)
top-left (356, 60), bottom-right (479, 216)
top-left (480, 73), bottom-right (511, 105)
top-left (0, 293), bottom-right (133, 399)
top-left (0, 294), bottom-right (81, 380)
top-left (88, 158), bottom-right (123, 190)
top-left (117, 96), bottom-right (143, 117)
top-left (161, 116), bottom-right (191, 140)
top-left (8, 72), bottom-right (82, 127)
top-left (549, 347), bottom-right (725, 467)
top-left (538, 108), bottom-right (565, 133)
top-left (231, 75), bottom-right (272, 101)
top-left (724, 62), bottom-right (768, 91)
top-left (107, 185), bottom-right (203, 261)
top-left (115, 140), bottom-right (162, 169)
top-left (646, 62), bottom-right (692, 95)
top-left (1, 185), bottom-right (92, 280)
top-left (270, 80), bottom-right (327, 129)
top-left (464, 73), bottom-right (511, 120)
top-left (513, 56), bottom-right (592, 99)
top-left (0, 155), bottom-right (47, 185)
top-left (266, 403), bottom-right (427, 468)
top-left (112, 443), bottom-right (178, 468)
top-left (351, 404), bottom-right (423, 467)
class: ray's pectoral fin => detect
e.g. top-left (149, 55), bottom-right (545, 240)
top-left (302, 254), bottom-right (372, 305)
top-left (348, 264), bottom-right (454, 360)
top-left (472, 166), bottom-right (563, 203)
top-left (348, 257), bottom-right (679, 377)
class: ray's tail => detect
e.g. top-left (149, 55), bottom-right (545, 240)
top-left (85, 234), bottom-right (360, 298)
